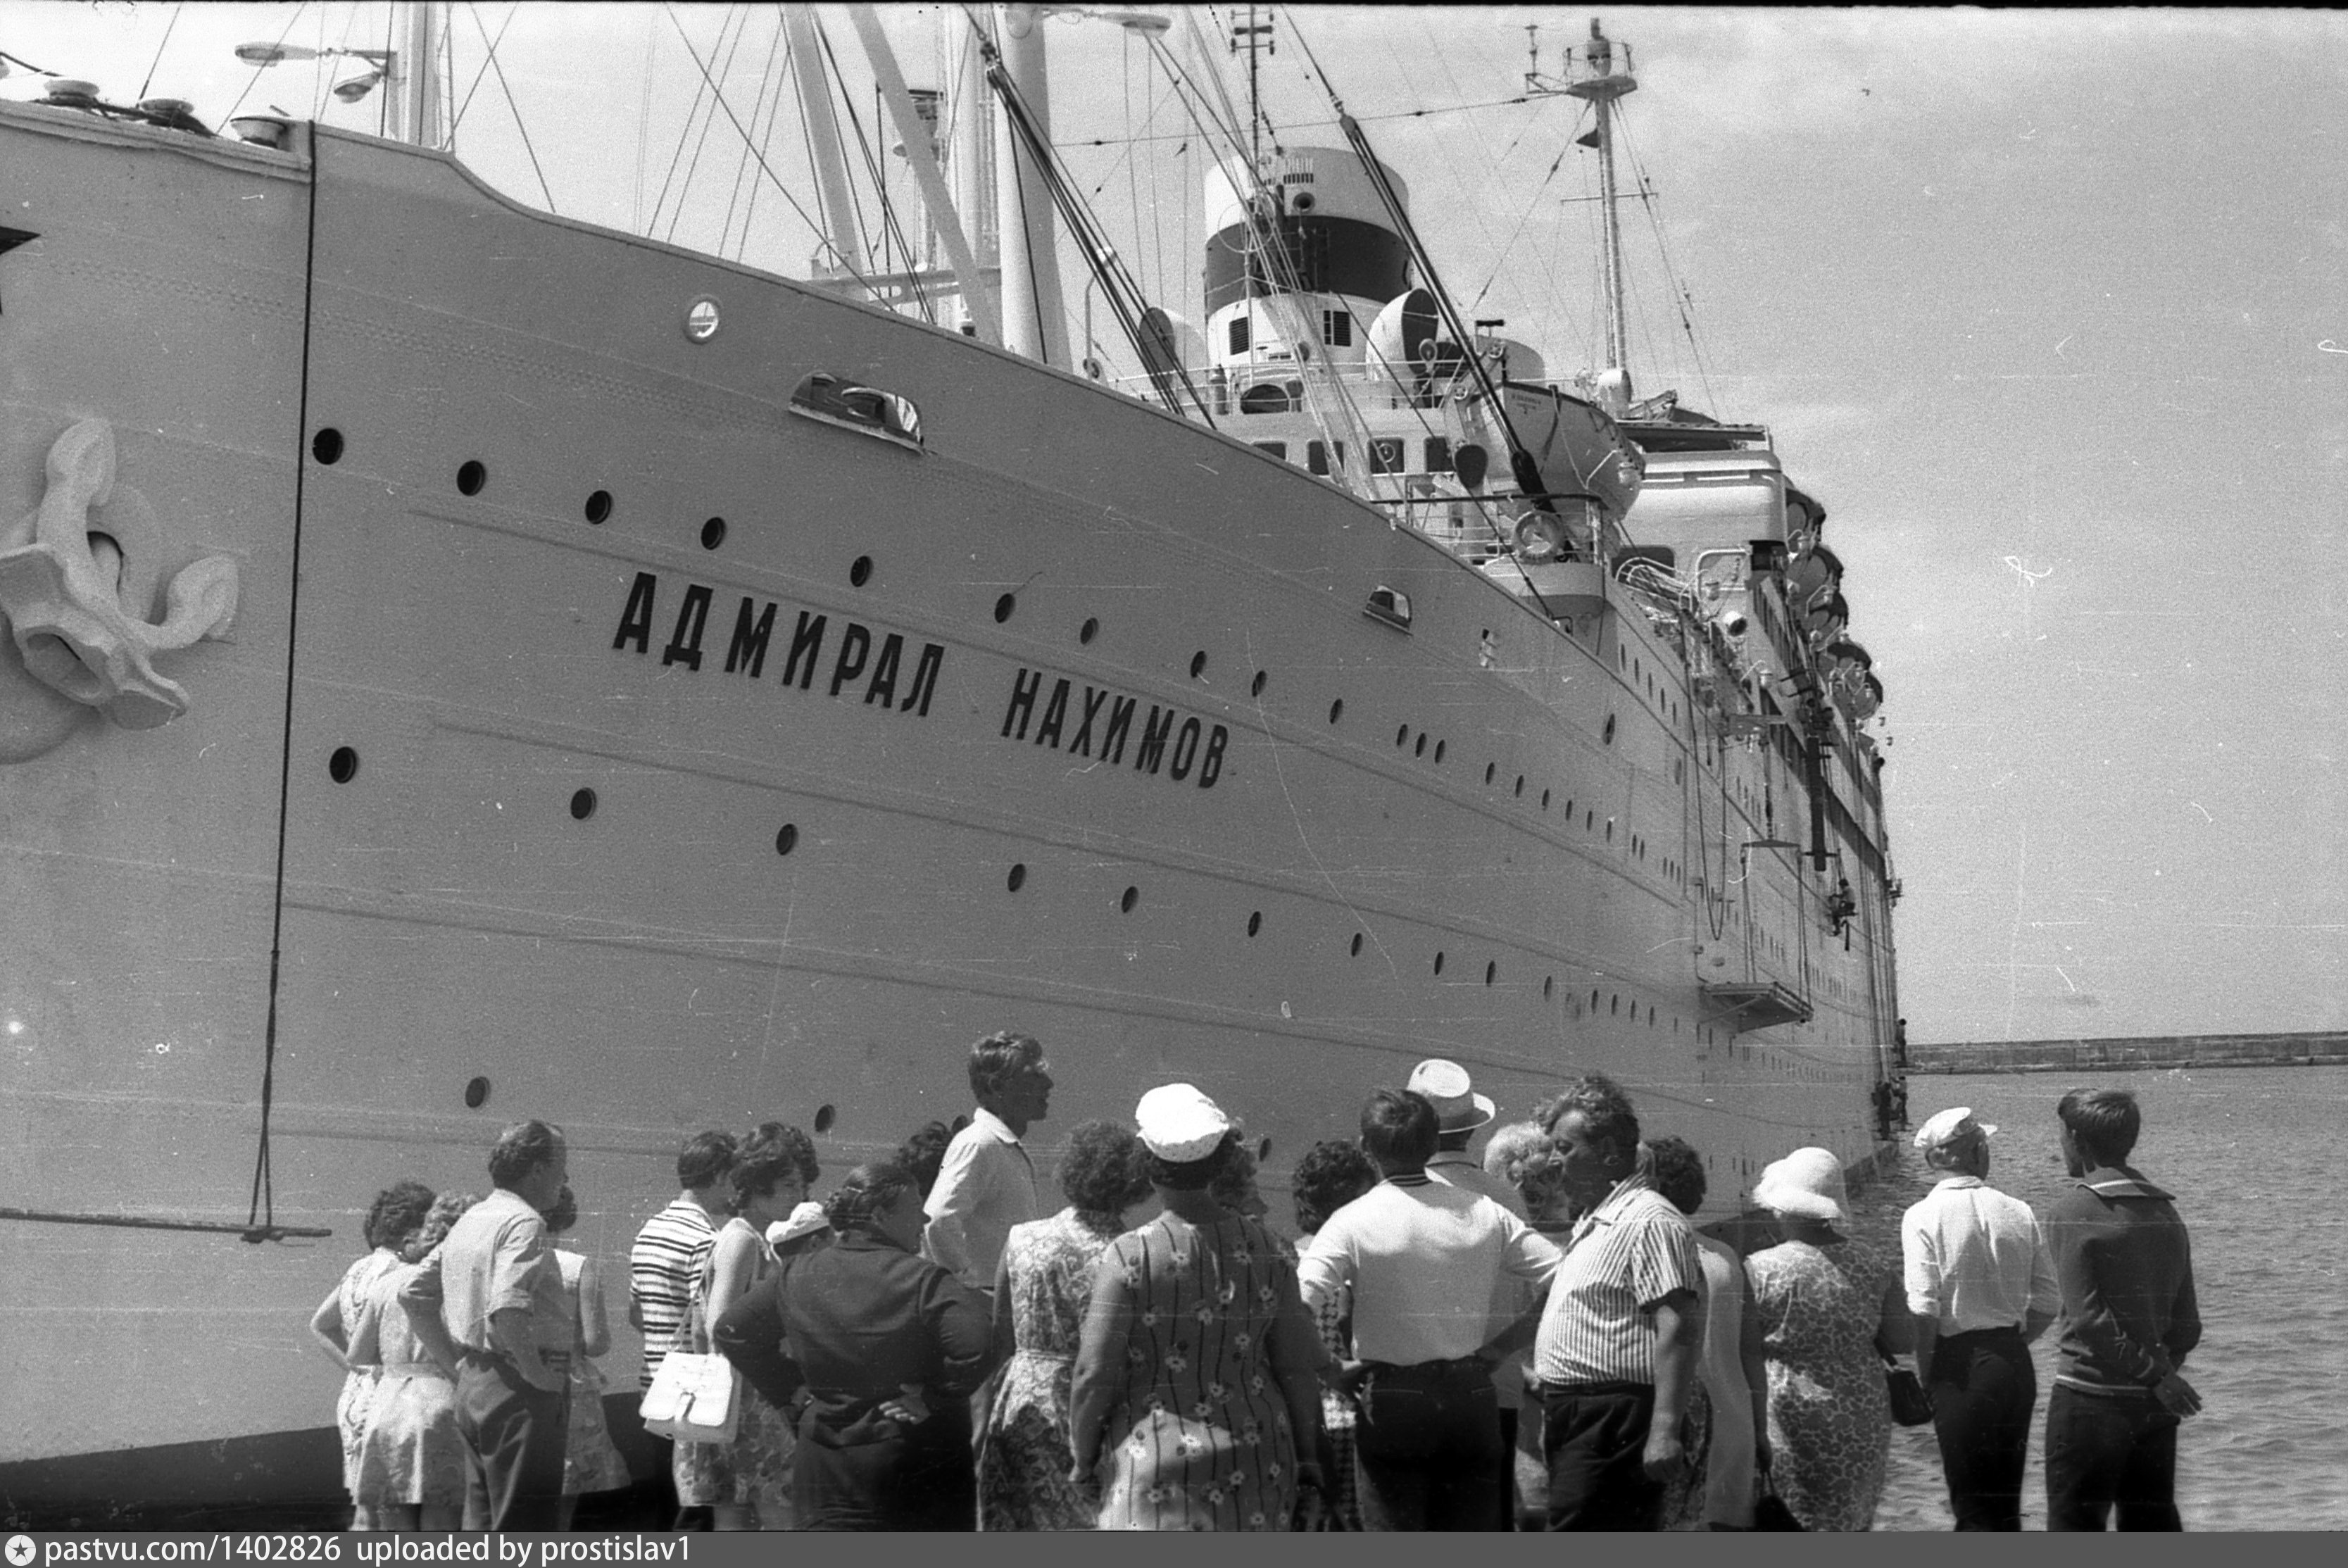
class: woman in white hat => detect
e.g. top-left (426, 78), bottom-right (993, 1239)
top-left (1742, 1148), bottom-right (1913, 1531)
top-left (1068, 1084), bottom-right (1326, 1529)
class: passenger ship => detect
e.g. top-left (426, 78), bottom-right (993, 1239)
top-left (0, 8), bottom-right (1899, 1519)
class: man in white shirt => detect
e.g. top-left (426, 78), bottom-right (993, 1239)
top-left (1298, 1086), bottom-right (1561, 1531)
top-left (1412, 1057), bottom-right (1529, 1527)
top-left (1902, 1106), bottom-right (2058, 1531)
top-left (922, 1029), bottom-right (1052, 1293)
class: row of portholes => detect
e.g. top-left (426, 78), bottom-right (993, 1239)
top-left (1616, 644), bottom-right (1685, 728)
top-left (994, 860), bottom-right (1707, 1024)
top-left (324, 748), bottom-right (806, 856)
top-left (458, 1072), bottom-right (841, 1136)
top-left (308, 436), bottom-right (890, 592)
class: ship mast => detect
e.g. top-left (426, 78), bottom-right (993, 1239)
top-left (1529, 18), bottom-right (1639, 414)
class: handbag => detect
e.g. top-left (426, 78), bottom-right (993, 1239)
top-left (642, 1272), bottom-right (742, 1444)
top-left (1883, 1355), bottom-right (1934, 1427)
top-left (641, 1350), bottom-right (742, 1445)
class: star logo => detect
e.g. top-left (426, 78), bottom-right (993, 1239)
top-left (6, 1533), bottom-right (37, 1567)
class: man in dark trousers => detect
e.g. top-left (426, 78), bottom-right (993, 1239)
top-left (404, 1119), bottom-right (573, 1530)
top-left (2041, 1088), bottom-right (2203, 1531)
top-left (1529, 1074), bottom-right (1700, 1531)
top-left (1901, 1108), bottom-right (2059, 1529)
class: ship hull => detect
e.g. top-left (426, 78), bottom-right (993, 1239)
top-left (1, 105), bottom-right (1898, 1515)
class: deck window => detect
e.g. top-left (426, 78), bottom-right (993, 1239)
top-left (1322, 309), bottom-right (1353, 347)
top-left (1424, 437), bottom-right (1452, 472)
top-left (1369, 437), bottom-right (1405, 475)
top-left (1229, 316), bottom-right (1251, 354)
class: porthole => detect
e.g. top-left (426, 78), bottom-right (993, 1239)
top-left (1541, 789), bottom-right (1551, 809)
top-left (1329, 699), bottom-right (1345, 724)
top-left (1543, 976), bottom-right (1555, 999)
top-left (328, 746), bottom-right (358, 784)
top-left (1514, 776), bottom-right (1524, 797)
top-left (775, 824), bottom-right (798, 855)
top-left (463, 1077), bottom-right (491, 1110)
top-left (1257, 1136), bottom-right (1274, 1162)
top-left (1079, 617), bottom-right (1099, 644)
top-left (584, 490), bottom-right (612, 525)
top-left (1485, 763), bottom-right (1496, 785)
top-left (1414, 733), bottom-right (1428, 758)
top-left (1007, 863), bottom-right (1027, 892)
top-left (1350, 932), bottom-right (1364, 957)
top-left (1433, 951), bottom-right (1445, 975)
top-left (1247, 911), bottom-right (1262, 937)
top-left (1250, 670), bottom-right (1267, 698)
top-left (849, 555), bottom-right (873, 587)
top-left (700, 516), bottom-right (727, 551)
top-left (1121, 886), bottom-right (1139, 914)
top-left (1434, 740), bottom-right (1446, 763)
top-left (456, 460), bottom-right (486, 496)
top-left (1189, 651), bottom-right (1207, 679)
top-left (311, 427), bottom-right (344, 465)
top-left (1396, 725), bottom-right (1410, 748)
top-left (1483, 960), bottom-right (1496, 986)
top-left (1611, 994), bottom-right (1620, 1015)
top-left (1603, 714), bottom-right (1616, 745)
top-left (993, 593), bottom-right (1016, 624)
top-left (813, 1103), bottom-right (837, 1134)
top-left (569, 788), bottom-right (597, 821)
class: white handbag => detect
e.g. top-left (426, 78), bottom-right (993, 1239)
top-left (641, 1349), bottom-right (741, 1444)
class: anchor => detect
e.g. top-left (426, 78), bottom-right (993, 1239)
top-left (0, 418), bottom-right (239, 742)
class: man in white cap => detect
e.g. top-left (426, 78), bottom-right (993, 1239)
top-left (1412, 1058), bottom-right (1530, 1527)
top-left (1298, 1086), bottom-right (1562, 1531)
top-left (1900, 1107), bottom-right (2058, 1531)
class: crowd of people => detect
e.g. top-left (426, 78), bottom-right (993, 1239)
top-left (312, 1032), bottom-right (2200, 1532)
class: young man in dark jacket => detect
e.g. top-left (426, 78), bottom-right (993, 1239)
top-left (2040, 1089), bottom-right (2202, 1531)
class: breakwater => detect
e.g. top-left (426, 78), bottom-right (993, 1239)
top-left (1906, 1031), bottom-right (2348, 1074)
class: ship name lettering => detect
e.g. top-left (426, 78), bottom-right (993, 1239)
top-left (1002, 665), bottom-right (1225, 790)
top-left (609, 572), bottom-right (941, 721)
top-left (662, 584), bottom-right (713, 670)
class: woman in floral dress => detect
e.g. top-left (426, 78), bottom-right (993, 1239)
top-left (1287, 1140), bottom-right (1380, 1532)
top-left (674, 1122), bottom-right (817, 1530)
top-left (1069, 1085), bottom-right (1326, 1531)
top-left (308, 1179), bottom-right (433, 1530)
top-left (1743, 1148), bottom-right (1913, 1531)
top-left (349, 1193), bottom-right (479, 1531)
top-left (978, 1120), bottom-right (1154, 1530)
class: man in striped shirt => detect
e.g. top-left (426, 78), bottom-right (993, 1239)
top-left (627, 1129), bottom-right (737, 1525)
top-left (1530, 1075), bottom-right (1701, 1531)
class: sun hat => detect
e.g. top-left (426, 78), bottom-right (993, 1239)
top-left (1752, 1147), bottom-right (1849, 1223)
top-left (1134, 1083), bottom-right (1232, 1162)
top-left (766, 1200), bottom-right (830, 1250)
top-left (1407, 1058), bottom-right (1497, 1133)
top-left (1913, 1106), bottom-right (1997, 1156)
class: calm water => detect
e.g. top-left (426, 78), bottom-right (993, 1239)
top-left (1849, 1065), bottom-right (2348, 1531)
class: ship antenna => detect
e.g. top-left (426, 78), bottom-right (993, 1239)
top-left (1229, 4), bottom-right (1274, 170)
top-left (1528, 18), bottom-right (1639, 413)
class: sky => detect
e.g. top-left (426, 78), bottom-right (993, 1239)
top-left (6, 4), bottom-right (2346, 1046)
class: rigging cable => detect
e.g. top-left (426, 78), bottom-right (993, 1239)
top-left (819, 15), bottom-right (936, 322)
top-left (135, 3), bottom-right (184, 104)
top-left (659, 2), bottom-right (843, 276)
top-left (1279, 10), bottom-right (1569, 620)
top-left (653, 3), bottom-right (743, 242)
top-left (977, 21), bottom-right (1210, 420)
top-left (472, 5), bottom-right (555, 210)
